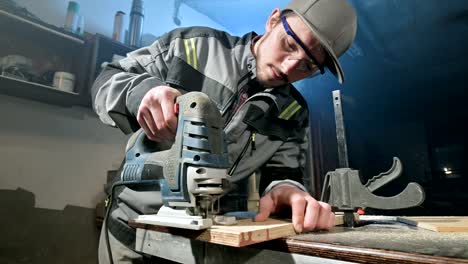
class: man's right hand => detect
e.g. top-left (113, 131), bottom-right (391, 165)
top-left (137, 86), bottom-right (181, 142)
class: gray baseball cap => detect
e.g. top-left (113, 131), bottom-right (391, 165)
top-left (284, 0), bottom-right (357, 83)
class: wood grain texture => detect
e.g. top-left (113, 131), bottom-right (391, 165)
top-left (398, 216), bottom-right (468, 232)
top-left (132, 218), bottom-right (296, 247)
top-left (258, 239), bottom-right (468, 264)
top-left (131, 214), bottom-right (468, 263)
top-left (198, 218), bottom-right (295, 247)
top-left (131, 214), bottom-right (348, 247)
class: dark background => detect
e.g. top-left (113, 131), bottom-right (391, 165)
top-left (296, 0), bottom-right (468, 216)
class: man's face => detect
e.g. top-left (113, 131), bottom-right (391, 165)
top-left (254, 9), bottom-right (327, 87)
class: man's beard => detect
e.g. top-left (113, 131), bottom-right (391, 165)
top-left (255, 35), bottom-right (289, 87)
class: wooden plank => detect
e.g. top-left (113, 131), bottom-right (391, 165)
top-left (131, 213), bottom-right (351, 247)
top-left (132, 218), bottom-right (297, 247)
top-left (398, 216), bottom-right (468, 232)
top-left (198, 218), bottom-right (295, 247)
top-left (268, 239), bottom-right (468, 264)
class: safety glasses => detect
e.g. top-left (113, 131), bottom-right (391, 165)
top-left (281, 16), bottom-right (325, 76)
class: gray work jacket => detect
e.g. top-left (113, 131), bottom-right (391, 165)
top-left (92, 26), bottom-right (310, 247)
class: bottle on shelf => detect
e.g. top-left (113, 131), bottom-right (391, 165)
top-left (64, 1), bottom-right (80, 33)
top-left (112, 11), bottom-right (126, 43)
top-left (127, 0), bottom-right (144, 47)
top-left (76, 15), bottom-right (85, 36)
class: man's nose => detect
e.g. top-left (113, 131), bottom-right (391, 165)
top-left (281, 58), bottom-right (301, 76)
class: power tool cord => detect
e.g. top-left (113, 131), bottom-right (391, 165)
top-left (104, 180), bottom-right (159, 264)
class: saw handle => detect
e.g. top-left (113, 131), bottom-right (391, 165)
top-left (121, 129), bottom-right (172, 182)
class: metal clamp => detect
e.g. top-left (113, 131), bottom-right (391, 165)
top-left (321, 157), bottom-right (425, 226)
top-left (321, 90), bottom-right (425, 227)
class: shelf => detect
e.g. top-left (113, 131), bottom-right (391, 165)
top-left (0, 10), bottom-right (134, 109)
top-left (0, 75), bottom-right (82, 107)
top-left (0, 8), bottom-right (95, 108)
top-left (95, 33), bottom-right (134, 52)
top-left (0, 9), bottom-right (84, 45)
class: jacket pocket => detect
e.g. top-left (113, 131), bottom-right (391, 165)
top-left (243, 104), bottom-right (302, 141)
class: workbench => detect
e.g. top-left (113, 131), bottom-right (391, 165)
top-left (130, 218), bottom-right (468, 264)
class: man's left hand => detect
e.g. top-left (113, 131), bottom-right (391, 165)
top-left (255, 185), bottom-right (335, 233)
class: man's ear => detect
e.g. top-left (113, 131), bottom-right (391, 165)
top-left (265, 8), bottom-right (281, 33)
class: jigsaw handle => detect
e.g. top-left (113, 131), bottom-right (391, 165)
top-left (121, 128), bottom-right (170, 182)
top-left (121, 92), bottom-right (229, 184)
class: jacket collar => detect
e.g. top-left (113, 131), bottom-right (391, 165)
top-left (246, 32), bottom-right (297, 98)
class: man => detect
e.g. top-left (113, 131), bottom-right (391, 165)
top-left (92, 0), bottom-right (357, 262)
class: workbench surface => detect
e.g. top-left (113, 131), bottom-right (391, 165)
top-left (131, 219), bottom-right (468, 264)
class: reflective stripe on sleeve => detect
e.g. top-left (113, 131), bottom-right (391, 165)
top-left (278, 100), bottom-right (302, 120)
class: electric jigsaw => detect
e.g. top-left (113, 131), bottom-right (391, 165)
top-left (120, 92), bottom-right (235, 230)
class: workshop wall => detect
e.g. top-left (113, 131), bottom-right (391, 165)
top-left (0, 1), bottom-right (226, 264)
top-left (0, 96), bottom-right (127, 210)
top-left (0, 96), bottom-right (127, 264)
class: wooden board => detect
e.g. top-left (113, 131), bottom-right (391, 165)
top-left (132, 213), bottom-right (350, 247)
top-left (197, 218), bottom-right (295, 247)
top-left (398, 216), bottom-right (468, 232)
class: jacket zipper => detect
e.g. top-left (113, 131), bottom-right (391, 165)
top-left (224, 92), bottom-right (280, 130)
top-left (228, 131), bottom-right (255, 176)
top-left (225, 92), bottom-right (281, 177)
top-left (250, 132), bottom-right (256, 155)
top-left (221, 72), bottom-right (252, 123)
